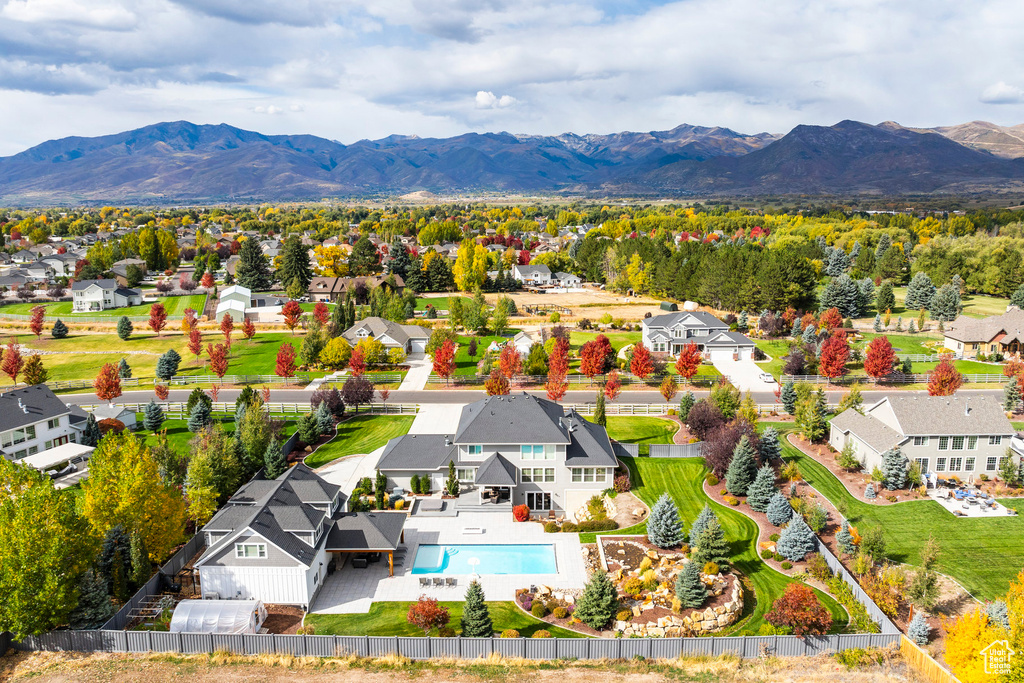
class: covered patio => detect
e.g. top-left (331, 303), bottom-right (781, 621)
top-left (473, 453), bottom-right (517, 505)
top-left (326, 511), bottom-right (407, 577)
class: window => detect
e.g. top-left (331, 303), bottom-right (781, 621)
top-left (235, 543), bottom-right (266, 559)
top-left (44, 440), bottom-right (52, 450)
top-left (968, 436), bottom-right (978, 450)
top-left (990, 436), bottom-right (1003, 446)
top-left (2, 426), bottom-right (37, 447)
top-left (949, 457), bottom-right (963, 472)
top-left (571, 467), bottom-right (607, 483)
top-left (544, 445), bottom-right (555, 460)
top-left (938, 437), bottom-right (949, 451)
top-left (467, 445), bottom-right (482, 456)
top-left (457, 468), bottom-right (475, 483)
top-left (47, 418), bottom-right (59, 430)
top-left (520, 445), bottom-right (551, 460)
top-left (523, 467), bottom-right (554, 482)
top-left (987, 457), bottom-right (999, 471)
top-left (951, 436), bottom-right (965, 450)
top-left (914, 457), bottom-right (929, 473)
top-left (965, 457), bottom-right (976, 472)
top-left (913, 437), bottom-right (928, 447)
top-left (595, 468), bottom-right (607, 482)
top-left (313, 572), bottom-right (318, 585)
top-left (527, 492), bottom-right (552, 510)
top-left (673, 329), bottom-right (682, 338)
top-left (28, 446), bottom-right (37, 455)
top-left (936, 458), bottom-right (947, 472)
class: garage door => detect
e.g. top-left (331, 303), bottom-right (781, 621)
top-left (410, 339), bottom-right (427, 353)
top-left (708, 347), bottom-right (734, 361)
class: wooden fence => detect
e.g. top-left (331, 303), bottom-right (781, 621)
top-left (75, 402), bottom-right (420, 417)
top-left (900, 635), bottom-right (962, 683)
top-left (782, 373), bottom-right (1008, 385)
top-left (168, 374), bottom-right (313, 386)
top-left (430, 373), bottom-right (721, 387)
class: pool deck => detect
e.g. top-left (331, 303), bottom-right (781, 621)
top-left (310, 512), bottom-right (588, 614)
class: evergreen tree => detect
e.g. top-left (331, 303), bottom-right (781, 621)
top-left (277, 236), bottom-right (313, 291)
top-left (97, 525), bottom-right (131, 593)
top-left (775, 516), bottom-right (817, 562)
top-left (142, 400), bottom-right (165, 431)
top-left (185, 386), bottom-right (211, 415)
top-left (1004, 379), bottom-right (1021, 411)
top-left (858, 278), bottom-right (875, 317)
top-left (780, 381), bottom-right (797, 414)
top-left (647, 492), bottom-right (685, 548)
top-left (1011, 283), bottom-right (1024, 309)
top-left (674, 559), bottom-right (708, 609)
top-left (298, 413), bottom-right (320, 445)
top-left (875, 281), bottom-right (895, 315)
top-left (574, 570), bottom-right (618, 629)
top-left (904, 272), bottom-right (936, 310)
top-left (836, 520), bottom-right (856, 555)
top-left (985, 600), bottom-right (1010, 630)
top-left (349, 235), bottom-right (380, 276)
top-left (737, 310), bottom-right (748, 330)
top-left (235, 237), bottom-right (274, 290)
top-left (874, 233), bottom-right (892, 260)
top-left (51, 318), bottom-right (68, 339)
top-left (819, 274), bottom-right (860, 318)
top-left (82, 412), bottom-right (102, 447)
top-left (460, 581), bottom-right (493, 637)
top-left (117, 316), bottom-right (133, 341)
top-left (594, 390), bottom-right (606, 426)
top-left (187, 400), bottom-right (212, 433)
top-left (881, 447), bottom-right (908, 490)
top-left (376, 469), bottom-right (388, 509)
top-left (801, 325), bottom-right (817, 346)
top-left (907, 611), bottom-right (930, 646)
top-left (689, 504), bottom-right (716, 543)
top-left (387, 236), bottom-right (412, 279)
top-left (156, 349), bottom-right (182, 380)
top-left (129, 531), bottom-right (149, 589)
top-left (315, 400), bottom-right (333, 435)
top-left (263, 436), bottom-right (286, 478)
top-left (110, 549), bottom-right (129, 602)
top-left (678, 391), bottom-right (695, 421)
top-left (693, 518), bottom-right (730, 566)
top-left (725, 435), bottom-right (758, 496)
top-left (865, 482), bottom-right (877, 499)
top-left (901, 357), bottom-right (912, 374)
top-left (929, 283), bottom-right (962, 322)
top-left (791, 317), bottom-right (802, 337)
top-left (745, 465), bottom-right (777, 512)
top-left (761, 426), bottom-right (781, 462)
top-left (765, 492), bottom-right (793, 526)
top-left (873, 313), bottom-right (882, 332)
top-left (117, 357), bottom-right (132, 379)
top-left (825, 248), bottom-right (850, 277)
top-left (68, 569), bottom-right (115, 630)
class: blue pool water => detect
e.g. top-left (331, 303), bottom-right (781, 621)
top-left (411, 544), bottom-right (557, 575)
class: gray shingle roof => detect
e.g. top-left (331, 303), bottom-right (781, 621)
top-left (564, 411), bottom-right (618, 467)
top-left (945, 308), bottom-right (1024, 344)
top-left (644, 310), bottom-right (728, 331)
top-left (703, 331), bottom-right (756, 347)
top-left (377, 434), bottom-right (458, 471)
top-left (327, 512), bottom-right (406, 551)
top-left (878, 395), bottom-right (1014, 437)
top-left (474, 453), bottom-right (518, 486)
top-left (830, 408), bottom-right (903, 454)
top-left (455, 393), bottom-right (570, 445)
top-left (342, 317), bottom-right (427, 346)
top-left (0, 385), bottom-right (69, 433)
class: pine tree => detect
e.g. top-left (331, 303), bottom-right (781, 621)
top-left (1004, 379), bottom-right (1021, 412)
top-left (801, 325), bottom-right (817, 346)
top-left (876, 281), bottom-right (896, 315)
top-left (68, 569), bottom-right (115, 630)
top-left (930, 283), bottom-right (962, 322)
top-left (51, 318), bottom-right (68, 339)
top-left (647, 492), bottom-right (685, 548)
top-left (376, 468), bottom-right (388, 509)
top-left (264, 436), bottom-right (286, 478)
top-left (460, 581), bottom-right (493, 637)
top-left (277, 236), bottom-right (313, 291)
top-left (117, 357), bottom-right (132, 379)
top-left (129, 531), bottom-right (149, 589)
top-left (746, 465), bottom-right (777, 512)
top-left (907, 611), bottom-right (930, 646)
top-left (143, 400), bottom-right (165, 431)
top-left (865, 482), bottom-right (877, 499)
top-left (674, 559), bottom-right (708, 609)
top-left (387, 236), bottom-right (412, 279)
top-left (761, 427), bottom-right (781, 462)
top-left (881, 447), bottom-right (908, 490)
top-left (594, 391), bottom-right (606, 427)
top-left (156, 349), bottom-right (181, 380)
top-left (873, 313), bottom-right (882, 332)
top-left (693, 518), bottom-right (730, 566)
top-left (780, 381), bottom-right (797, 415)
top-left (187, 400), bottom-right (212, 433)
top-left (1012, 283), bottom-right (1024, 310)
top-left (725, 435), bottom-right (758, 496)
top-left (117, 316), bottom-right (133, 341)
top-left (858, 278), bottom-right (875, 317)
top-left (678, 391), bottom-right (695, 421)
top-left (235, 236), bottom-right (274, 290)
top-left (875, 234), bottom-right (892, 260)
top-left (791, 317), bottom-right (802, 337)
top-left (315, 400), bottom-right (333, 435)
top-left (905, 272), bottom-right (936, 310)
top-left (776, 516), bottom-right (817, 562)
top-left (111, 549), bottom-right (129, 602)
top-left (985, 600), bottom-right (1010, 630)
top-left (574, 570), bottom-right (618, 629)
top-left (689, 504), bottom-right (716, 544)
top-left (765, 492), bottom-right (793, 526)
top-left (82, 412), bottom-right (102, 447)
top-left (836, 519), bottom-right (856, 555)
top-left (737, 310), bottom-right (748, 330)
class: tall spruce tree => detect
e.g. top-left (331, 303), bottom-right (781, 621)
top-left (689, 504), bottom-right (716, 543)
top-left (187, 400), bottom-right (212, 433)
top-left (98, 525), bottom-right (131, 593)
top-left (117, 357), bottom-right (132, 379)
top-left (574, 570), bottom-right (618, 629)
top-left (775, 516), bottom-right (817, 562)
top-left (155, 349), bottom-right (181, 380)
top-left (907, 611), bottom-right (930, 646)
top-left (68, 569), bottom-right (115, 630)
top-left (836, 519), bottom-right (856, 555)
top-left (82, 412), bottom-right (102, 447)
top-left (117, 316), bottom-right (133, 341)
top-left (904, 272), bottom-right (936, 310)
top-left (142, 400), bottom-right (165, 431)
top-left (876, 281), bottom-right (896, 314)
top-left (678, 391), bottom-right (695, 420)
top-left (1004, 379), bottom-right (1021, 412)
top-left (594, 390), bottom-right (606, 426)
top-left (725, 435), bottom-right (758, 496)
top-left (647, 492), bottom-right (685, 548)
top-left (929, 283), bottom-right (962, 322)
top-left (760, 427), bottom-right (781, 462)
top-left (264, 436), bottom-right (286, 478)
top-left (460, 581), bottom-right (493, 637)
top-left (693, 518), bottom-right (730, 566)
top-left (674, 559), bottom-right (708, 609)
top-left (51, 318), bottom-right (68, 339)
top-left (387, 236), bottom-right (412, 279)
top-left (277, 236), bottom-right (313, 291)
top-left (765, 491), bottom-right (793, 526)
top-left (235, 237), bottom-right (274, 290)
top-left (881, 447), bottom-right (908, 490)
top-left (780, 381), bottom-right (797, 415)
top-left (745, 465), bottom-right (777, 512)
top-left (315, 401), bottom-right (334, 435)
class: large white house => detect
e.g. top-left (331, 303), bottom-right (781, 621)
top-left (71, 279), bottom-right (142, 312)
top-left (513, 264), bottom-right (552, 285)
top-left (829, 395), bottom-right (1016, 480)
top-left (641, 311), bottom-right (756, 360)
top-left (0, 384), bottom-right (84, 461)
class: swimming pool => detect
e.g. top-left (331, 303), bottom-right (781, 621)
top-left (411, 544), bottom-right (557, 575)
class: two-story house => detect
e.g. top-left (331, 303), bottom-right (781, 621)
top-left (342, 316), bottom-right (430, 354)
top-left (0, 384), bottom-right (83, 461)
top-left (829, 395), bottom-right (1016, 480)
top-left (513, 264), bottom-right (552, 286)
top-left (641, 311), bottom-right (756, 360)
top-left (71, 279), bottom-right (142, 312)
top-left (376, 393), bottom-right (619, 518)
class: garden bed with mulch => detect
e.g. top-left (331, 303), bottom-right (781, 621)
top-left (264, 605), bottom-right (305, 634)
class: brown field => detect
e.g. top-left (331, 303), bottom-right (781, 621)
top-left (484, 289), bottom-right (666, 322)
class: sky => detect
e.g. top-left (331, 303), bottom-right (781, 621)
top-left (1, 0), bottom-right (1024, 155)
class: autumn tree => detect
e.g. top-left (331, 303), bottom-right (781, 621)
top-left (94, 362), bottom-right (122, 402)
top-left (604, 371), bottom-right (621, 401)
top-left (765, 583), bottom-right (833, 636)
top-left (818, 330), bottom-right (850, 381)
top-left (928, 358), bottom-right (963, 396)
top-left (21, 354), bottom-right (47, 385)
top-left (432, 339), bottom-right (455, 385)
top-left (660, 375), bottom-right (678, 402)
top-left (207, 343), bottom-right (229, 379)
top-left (241, 317), bottom-right (256, 341)
top-left (200, 271), bottom-right (215, 289)
top-left (1, 339), bottom-right (22, 385)
top-left (28, 306), bottom-right (44, 339)
top-left (498, 344), bottom-right (521, 382)
top-left (313, 301), bottom-right (330, 325)
top-left (181, 308), bottom-right (198, 334)
top-left (675, 342), bottom-right (702, 383)
top-left (275, 342), bottom-right (297, 381)
top-left (818, 307), bottom-right (843, 331)
top-left (485, 369), bottom-right (510, 395)
top-left (187, 327), bottom-right (203, 361)
top-left (629, 342), bottom-right (654, 379)
top-left (864, 335), bottom-right (896, 379)
top-left (282, 300), bottom-right (303, 333)
top-left (406, 595), bottom-right (450, 635)
top-left (549, 337), bottom-right (569, 377)
top-left (580, 336), bottom-right (614, 382)
top-left (148, 302), bottom-right (168, 336)
top-left (220, 313), bottom-right (234, 346)
top-left (349, 347), bottom-right (366, 376)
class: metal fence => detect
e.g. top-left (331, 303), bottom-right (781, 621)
top-left (817, 540), bottom-right (899, 635)
top-left (649, 443), bottom-right (703, 458)
top-left (6, 630), bottom-right (900, 660)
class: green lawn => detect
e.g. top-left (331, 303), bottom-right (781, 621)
top-left (890, 288), bottom-right (1010, 319)
top-left (598, 416), bottom-right (678, 455)
top-left (754, 340), bottom-right (792, 379)
top-left (582, 457), bottom-right (847, 634)
top-left (415, 296), bottom-right (471, 312)
top-left (305, 600), bottom-right (582, 638)
top-left (782, 439), bottom-right (1024, 600)
top-left (452, 332), bottom-right (519, 376)
top-left (0, 294), bottom-right (207, 318)
top-left (857, 333), bottom-right (941, 357)
top-left (140, 417), bottom-right (299, 455)
top-left (303, 414), bottom-right (414, 469)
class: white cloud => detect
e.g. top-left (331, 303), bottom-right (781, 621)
top-left (2, 0), bottom-right (137, 30)
top-left (980, 81), bottom-right (1024, 105)
top-left (474, 90), bottom-right (516, 109)
top-left (253, 105), bottom-right (284, 114)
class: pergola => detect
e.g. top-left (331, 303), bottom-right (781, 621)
top-left (326, 511), bottom-right (407, 577)
top-left (474, 453), bottom-right (517, 505)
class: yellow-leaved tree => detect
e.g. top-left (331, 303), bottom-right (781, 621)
top-left (944, 608), bottom-right (1007, 683)
top-left (82, 431), bottom-right (187, 562)
top-left (453, 238), bottom-right (476, 291)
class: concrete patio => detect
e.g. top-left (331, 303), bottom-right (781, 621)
top-left (927, 489), bottom-right (1018, 518)
top-left (309, 512), bottom-right (588, 614)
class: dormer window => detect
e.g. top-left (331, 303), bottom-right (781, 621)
top-left (235, 543), bottom-right (266, 559)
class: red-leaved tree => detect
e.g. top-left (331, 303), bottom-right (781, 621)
top-left (29, 306), bottom-right (45, 339)
top-left (604, 371), bottom-right (621, 401)
top-left (181, 308), bottom-right (198, 334)
top-left (765, 583), bottom-right (833, 636)
top-left (545, 373), bottom-right (568, 401)
top-left (220, 313), bottom-right (234, 346)
top-left (432, 339), bottom-right (455, 385)
top-left (675, 342), bottom-right (702, 384)
top-left (1, 339), bottom-right (22, 385)
top-left (313, 302), bottom-right (330, 325)
top-left (241, 318), bottom-right (256, 341)
top-left (406, 596), bottom-right (450, 635)
top-left (630, 342), bottom-right (654, 379)
top-left (155, 384), bottom-right (169, 400)
top-left (378, 387), bottom-right (390, 406)
top-left (282, 300), bottom-right (303, 333)
top-left (498, 344), bottom-right (521, 382)
top-left (818, 307), bottom-right (843, 331)
top-left (928, 357), bottom-right (963, 396)
top-left (207, 343), bottom-right (229, 378)
top-left (485, 369), bottom-right (510, 395)
top-left (349, 347), bottom-right (366, 376)
top-left (818, 330), bottom-right (850, 380)
top-left (549, 337), bottom-right (569, 377)
top-left (660, 375), bottom-right (678, 402)
top-left (148, 302), bottom-right (168, 336)
top-left (275, 342), bottom-right (297, 381)
top-left (864, 335), bottom-right (896, 379)
top-left (94, 362), bottom-right (122, 402)
top-left (580, 339), bottom-right (606, 382)
top-left (188, 327), bottom-right (203, 361)
top-left (200, 271), bottom-right (215, 289)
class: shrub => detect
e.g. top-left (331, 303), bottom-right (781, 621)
top-left (531, 602), bottom-right (547, 618)
top-left (613, 474), bottom-right (631, 493)
top-left (761, 549), bottom-right (773, 559)
top-left (622, 577), bottom-right (643, 595)
top-left (513, 504), bottom-right (530, 522)
top-left (773, 553), bottom-right (783, 562)
top-left (807, 553), bottom-right (832, 583)
top-left (544, 522), bottom-right (559, 533)
top-left (641, 569), bottom-right (658, 591)
top-left (765, 583), bottom-right (832, 636)
top-left (576, 520), bottom-right (617, 533)
top-left (561, 522), bottom-right (579, 533)
top-left (531, 630), bottom-right (552, 638)
top-left (616, 609), bottom-right (632, 622)
top-left (438, 625), bottom-right (455, 637)
top-left (769, 533), bottom-right (780, 542)
top-left (723, 495), bottom-right (740, 506)
top-left (705, 473), bottom-right (719, 486)
top-left (553, 607), bottom-right (568, 619)
top-left (638, 557), bottom-right (653, 572)
top-left (501, 629), bottom-right (520, 638)
top-left (703, 561), bottom-right (719, 575)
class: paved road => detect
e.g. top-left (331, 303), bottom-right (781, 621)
top-left (61, 387), bottom-right (1005, 406)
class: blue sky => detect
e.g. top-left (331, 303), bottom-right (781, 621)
top-left (0, 0), bottom-right (1023, 155)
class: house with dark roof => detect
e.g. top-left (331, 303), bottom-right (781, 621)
top-left (376, 393), bottom-right (618, 517)
top-left (342, 316), bottom-right (430, 354)
top-left (71, 279), bottom-right (142, 312)
top-left (641, 311), bottom-right (755, 360)
top-left (308, 275), bottom-right (404, 303)
top-left (195, 464), bottom-right (407, 608)
top-left (0, 384), bottom-right (82, 461)
top-left (944, 307), bottom-right (1024, 359)
top-left (829, 395), bottom-right (1015, 481)
top-left (513, 264), bottom-right (551, 285)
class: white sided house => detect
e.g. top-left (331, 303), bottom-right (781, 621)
top-left (0, 384), bottom-right (84, 461)
top-left (513, 264), bottom-right (552, 286)
top-left (342, 316), bottom-right (430, 354)
top-left (641, 311), bottom-right (755, 360)
top-left (216, 284), bottom-right (251, 320)
top-left (829, 395), bottom-right (1015, 481)
top-left (71, 279), bottom-right (142, 312)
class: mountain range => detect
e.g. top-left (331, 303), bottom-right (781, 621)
top-left (1, 119), bottom-right (1023, 203)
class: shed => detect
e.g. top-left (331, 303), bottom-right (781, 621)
top-left (169, 599), bottom-right (267, 634)
top-left (659, 301), bottom-right (678, 312)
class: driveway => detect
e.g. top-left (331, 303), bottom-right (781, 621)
top-left (712, 357), bottom-right (778, 393)
top-left (398, 353), bottom-right (431, 391)
top-left (408, 402), bottom-right (465, 435)
top-left (317, 445), bottom-right (386, 497)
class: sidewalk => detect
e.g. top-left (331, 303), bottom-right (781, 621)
top-left (397, 353), bottom-right (431, 391)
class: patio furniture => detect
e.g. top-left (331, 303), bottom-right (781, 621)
top-left (352, 558), bottom-right (368, 569)
top-left (419, 578), bottom-right (430, 587)
top-left (432, 578), bottom-right (444, 587)
top-left (446, 577), bottom-right (456, 587)
top-left (548, 510), bottom-right (556, 519)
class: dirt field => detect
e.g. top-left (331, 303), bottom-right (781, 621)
top-left (484, 289), bottom-right (666, 322)
top-left (0, 650), bottom-right (929, 683)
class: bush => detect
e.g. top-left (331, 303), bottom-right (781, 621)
top-left (769, 533), bottom-right (780, 542)
top-left (622, 577), bottom-right (643, 595)
top-left (705, 473), bottom-right (719, 486)
top-left (577, 519), bottom-right (618, 532)
top-left (531, 602), bottom-right (547, 618)
top-left (761, 549), bottom-right (773, 559)
top-left (723, 495), bottom-right (739, 506)
top-left (773, 552), bottom-right (783, 562)
top-left (613, 474), bottom-right (631, 493)
top-left (780, 561), bottom-right (793, 569)
top-left (553, 607), bottom-right (568, 619)
top-left (501, 629), bottom-right (520, 638)
top-left (513, 504), bottom-right (530, 522)
top-left (544, 522), bottom-right (559, 533)
top-left (561, 522), bottom-right (579, 533)
top-left (531, 630), bottom-right (552, 638)
top-left (703, 561), bottom-right (719, 575)
top-left (438, 625), bottom-right (455, 637)
top-left (616, 609), bottom-right (632, 622)
top-left (807, 553), bottom-right (832, 583)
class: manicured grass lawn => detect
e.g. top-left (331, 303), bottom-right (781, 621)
top-left (857, 333), bottom-right (942, 357)
top-left (303, 414), bottom-right (414, 469)
top-left (306, 600), bottom-right (582, 638)
top-left (889, 288), bottom-right (1010, 319)
top-left (414, 296), bottom-right (471, 312)
top-left (599, 416), bottom-right (678, 455)
top-left (782, 439), bottom-right (1024, 600)
top-left (582, 457), bottom-right (847, 634)
top-left (452, 332), bottom-right (519, 376)
top-left (139, 417), bottom-right (299, 455)
top-left (0, 294), bottom-right (207, 318)
top-left (754, 339), bottom-right (791, 379)
top-left (568, 331), bottom-right (640, 356)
